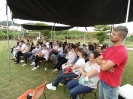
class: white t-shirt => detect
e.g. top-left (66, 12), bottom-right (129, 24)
top-left (33, 48), bottom-right (41, 54)
top-left (46, 42), bottom-right (49, 49)
top-left (39, 45), bottom-right (42, 50)
top-left (21, 44), bottom-right (26, 51)
top-left (58, 47), bottom-right (63, 55)
top-left (73, 58), bottom-right (85, 75)
top-left (41, 50), bottom-right (49, 60)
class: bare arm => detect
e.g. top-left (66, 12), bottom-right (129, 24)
top-left (100, 60), bottom-right (115, 71)
top-left (86, 69), bottom-right (99, 78)
top-left (80, 64), bottom-right (86, 77)
top-left (71, 64), bottom-right (79, 70)
top-left (96, 55), bottom-right (104, 65)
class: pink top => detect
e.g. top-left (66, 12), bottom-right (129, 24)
top-left (66, 51), bottom-right (77, 64)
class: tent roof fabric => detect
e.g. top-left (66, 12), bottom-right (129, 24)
top-left (7, 0), bottom-right (133, 27)
top-left (22, 24), bottom-right (73, 31)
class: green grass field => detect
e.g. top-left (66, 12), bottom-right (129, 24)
top-left (0, 40), bottom-right (133, 99)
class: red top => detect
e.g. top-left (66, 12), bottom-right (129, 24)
top-left (99, 45), bottom-right (128, 87)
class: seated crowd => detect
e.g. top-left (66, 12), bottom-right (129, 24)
top-left (11, 38), bottom-right (108, 99)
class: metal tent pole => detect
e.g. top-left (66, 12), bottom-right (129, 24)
top-left (6, 5), bottom-right (11, 81)
top-left (11, 19), bottom-right (15, 43)
top-left (125, 0), bottom-right (131, 26)
top-left (51, 25), bottom-right (53, 41)
top-left (54, 23), bottom-right (55, 41)
top-left (123, 0), bottom-right (131, 44)
top-left (22, 28), bottom-right (25, 40)
top-left (84, 27), bottom-right (88, 44)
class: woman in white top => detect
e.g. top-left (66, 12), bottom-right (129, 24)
top-left (32, 44), bottom-right (49, 71)
top-left (67, 51), bottom-right (100, 99)
top-left (46, 48), bottom-right (86, 91)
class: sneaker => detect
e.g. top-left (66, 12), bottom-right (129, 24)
top-left (46, 84), bottom-right (56, 90)
top-left (30, 62), bottom-right (35, 66)
top-left (20, 60), bottom-right (24, 63)
top-left (52, 69), bottom-right (58, 73)
top-left (59, 83), bottom-right (64, 86)
top-left (32, 67), bottom-right (37, 70)
top-left (46, 83), bottom-right (52, 87)
top-left (37, 66), bottom-right (39, 68)
top-left (22, 63), bottom-right (27, 66)
top-left (76, 95), bottom-right (80, 99)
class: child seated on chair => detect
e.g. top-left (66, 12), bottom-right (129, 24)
top-left (46, 48), bottom-right (86, 91)
top-left (67, 51), bottom-right (100, 99)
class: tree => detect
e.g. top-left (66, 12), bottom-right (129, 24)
top-left (94, 25), bottom-right (110, 43)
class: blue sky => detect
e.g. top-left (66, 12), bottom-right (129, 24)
top-left (0, 0), bottom-right (133, 33)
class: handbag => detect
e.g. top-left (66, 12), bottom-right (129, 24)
top-left (53, 51), bottom-right (58, 55)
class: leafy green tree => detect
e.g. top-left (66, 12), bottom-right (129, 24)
top-left (0, 31), bottom-right (6, 39)
top-left (126, 35), bottom-right (133, 42)
top-left (0, 29), bottom-right (18, 40)
top-left (94, 25), bottom-right (110, 43)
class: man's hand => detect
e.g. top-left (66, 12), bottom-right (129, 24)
top-left (108, 67), bottom-right (114, 72)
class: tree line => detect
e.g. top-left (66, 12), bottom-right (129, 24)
top-left (0, 22), bottom-right (132, 43)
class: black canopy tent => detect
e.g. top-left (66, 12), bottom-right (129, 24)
top-left (21, 24), bottom-right (73, 31)
top-left (21, 24), bottom-right (73, 42)
top-left (6, 0), bottom-right (133, 27)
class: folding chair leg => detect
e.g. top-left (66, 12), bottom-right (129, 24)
top-left (43, 92), bottom-right (46, 99)
top-left (63, 85), bottom-right (67, 93)
top-left (94, 92), bottom-right (97, 99)
top-left (81, 94), bottom-right (85, 99)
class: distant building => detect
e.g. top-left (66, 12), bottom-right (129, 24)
top-left (0, 25), bottom-right (21, 31)
top-left (127, 33), bottom-right (133, 37)
top-left (0, 25), bottom-right (7, 29)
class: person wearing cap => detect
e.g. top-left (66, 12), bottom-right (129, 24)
top-left (52, 45), bottom-right (77, 72)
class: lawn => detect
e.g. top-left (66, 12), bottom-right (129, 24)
top-left (0, 40), bottom-right (133, 99)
